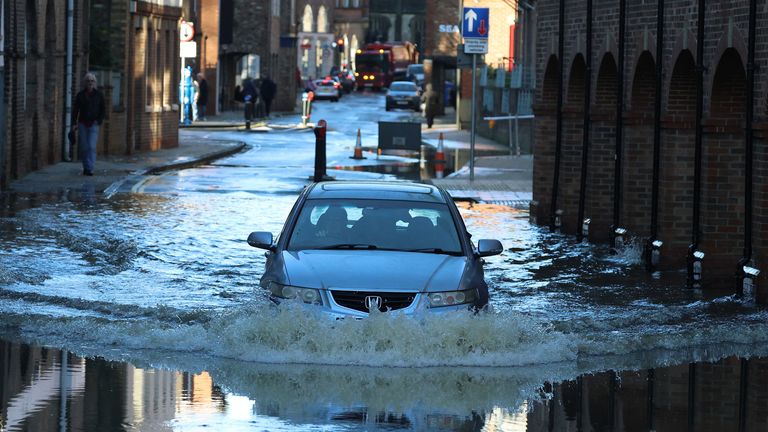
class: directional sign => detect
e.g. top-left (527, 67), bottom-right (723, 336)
top-left (462, 7), bottom-right (489, 39)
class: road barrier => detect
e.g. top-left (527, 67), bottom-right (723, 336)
top-left (313, 120), bottom-right (328, 182)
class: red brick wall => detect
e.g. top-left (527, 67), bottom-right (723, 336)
top-left (533, 0), bottom-right (768, 294)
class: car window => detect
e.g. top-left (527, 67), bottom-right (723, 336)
top-left (287, 199), bottom-right (463, 253)
top-left (407, 65), bottom-right (423, 74)
top-left (390, 83), bottom-right (416, 92)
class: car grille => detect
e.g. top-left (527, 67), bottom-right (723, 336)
top-left (330, 290), bottom-right (416, 313)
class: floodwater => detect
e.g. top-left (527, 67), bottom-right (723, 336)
top-left (2, 157), bottom-right (768, 430)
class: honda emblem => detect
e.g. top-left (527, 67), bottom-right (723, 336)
top-left (364, 296), bottom-right (382, 311)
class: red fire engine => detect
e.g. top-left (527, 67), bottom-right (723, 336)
top-left (354, 41), bottom-right (418, 90)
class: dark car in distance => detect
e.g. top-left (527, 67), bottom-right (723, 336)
top-left (247, 181), bottom-right (504, 319)
top-left (385, 81), bottom-right (421, 112)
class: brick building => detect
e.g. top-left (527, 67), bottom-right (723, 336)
top-left (195, 0), bottom-right (300, 114)
top-left (334, 0), bottom-right (368, 71)
top-left (0, 0), bottom-right (182, 190)
top-left (1, 0), bottom-right (87, 189)
top-left (532, 0), bottom-right (768, 298)
top-left (297, 0), bottom-right (337, 81)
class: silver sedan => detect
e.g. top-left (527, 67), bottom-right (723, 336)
top-left (247, 181), bottom-right (504, 319)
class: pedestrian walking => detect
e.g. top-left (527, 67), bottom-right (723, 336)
top-left (71, 72), bottom-right (106, 176)
top-left (254, 78), bottom-right (266, 119)
top-left (421, 83), bottom-right (440, 129)
top-left (196, 73), bottom-right (208, 121)
top-left (260, 76), bottom-right (277, 117)
top-left (242, 78), bottom-right (259, 129)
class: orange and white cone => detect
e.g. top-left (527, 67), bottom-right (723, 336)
top-left (435, 132), bottom-right (446, 179)
top-left (351, 128), bottom-right (366, 159)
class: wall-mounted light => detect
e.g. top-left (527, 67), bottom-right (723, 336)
top-left (554, 209), bottom-right (563, 231)
top-left (690, 250), bottom-right (705, 289)
top-left (742, 266), bottom-right (760, 303)
top-left (581, 218), bottom-right (591, 241)
top-left (613, 227), bottom-right (627, 249)
top-left (651, 240), bottom-right (663, 267)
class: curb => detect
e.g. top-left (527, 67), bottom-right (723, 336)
top-left (102, 141), bottom-right (249, 199)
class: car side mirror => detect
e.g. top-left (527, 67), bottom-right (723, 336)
top-left (247, 231), bottom-right (275, 251)
top-left (477, 239), bottom-right (503, 257)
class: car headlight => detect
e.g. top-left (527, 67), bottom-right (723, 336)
top-left (268, 282), bottom-right (322, 305)
top-left (427, 289), bottom-right (477, 307)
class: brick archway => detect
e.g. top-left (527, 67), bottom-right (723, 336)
top-left (658, 50), bottom-right (696, 268)
top-left (586, 53), bottom-right (618, 242)
top-left (623, 51), bottom-right (656, 239)
top-left (558, 54), bottom-right (587, 234)
top-left (700, 48), bottom-right (747, 283)
top-left (533, 55), bottom-right (560, 226)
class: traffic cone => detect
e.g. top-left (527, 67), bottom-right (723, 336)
top-left (350, 128), bottom-right (366, 159)
top-left (435, 132), bottom-right (446, 179)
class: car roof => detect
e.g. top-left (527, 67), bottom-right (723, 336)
top-left (390, 81), bottom-right (416, 86)
top-left (308, 181), bottom-right (448, 203)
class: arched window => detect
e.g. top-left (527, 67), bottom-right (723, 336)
top-left (317, 6), bottom-right (328, 33)
top-left (302, 5), bottom-right (313, 33)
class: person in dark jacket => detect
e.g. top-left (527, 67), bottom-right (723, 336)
top-left (196, 73), bottom-right (209, 121)
top-left (421, 83), bottom-right (440, 128)
top-left (260, 76), bottom-right (277, 117)
top-left (242, 78), bottom-right (259, 129)
top-left (70, 72), bottom-right (106, 176)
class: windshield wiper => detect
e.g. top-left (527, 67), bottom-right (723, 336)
top-left (405, 248), bottom-right (463, 256)
top-left (316, 243), bottom-right (379, 250)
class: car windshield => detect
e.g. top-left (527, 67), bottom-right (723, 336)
top-left (407, 65), bottom-right (423, 75)
top-left (389, 83), bottom-right (417, 92)
top-left (287, 199), bottom-right (463, 254)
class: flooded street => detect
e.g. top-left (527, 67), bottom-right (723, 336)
top-left (2, 95), bottom-right (768, 430)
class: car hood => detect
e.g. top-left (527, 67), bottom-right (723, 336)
top-left (280, 250), bottom-right (468, 292)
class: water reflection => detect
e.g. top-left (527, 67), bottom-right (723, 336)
top-left (2, 340), bottom-right (768, 431)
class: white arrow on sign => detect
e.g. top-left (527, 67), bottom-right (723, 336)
top-left (464, 9), bottom-right (478, 32)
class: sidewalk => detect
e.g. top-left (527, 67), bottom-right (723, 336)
top-left (8, 137), bottom-right (247, 197)
top-left (420, 114), bottom-right (533, 207)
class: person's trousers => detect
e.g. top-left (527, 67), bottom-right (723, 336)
top-left (78, 123), bottom-right (99, 173)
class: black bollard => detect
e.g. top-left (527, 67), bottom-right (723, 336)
top-left (313, 120), bottom-right (328, 182)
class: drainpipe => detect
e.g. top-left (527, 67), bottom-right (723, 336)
top-left (687, 0), bottom-right (706, 289)
top-left (63, 0), bottom-right (74, 161)
top-left (577, 0), bottom-right (593, 242)
top-left (737, 0), bottom-right (757, 297)
top-left (611, 0), bottom-right (626, 249)
top-left (550, 0), bottom-right (565, 231)
top-left (645, 0), bottom-right (665, 271)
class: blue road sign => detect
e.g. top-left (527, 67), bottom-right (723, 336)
top-left (462, 7), bottom-right (489, 39)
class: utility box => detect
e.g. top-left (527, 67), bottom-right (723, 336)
top-left (378, 121), bottom-right (421, 152)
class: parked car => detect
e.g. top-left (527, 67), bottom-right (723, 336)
top-left (336, 71), bottom-right (355, 93)
top-left (313, 78), bottom-right (342, 102)
top-left (406, 64), bottom-right (424, 86)
top-left (385, 81), bottom-right (421, 112)
top-left (247, 181), bottom-right (504, 319)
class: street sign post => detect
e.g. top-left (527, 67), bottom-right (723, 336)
top-left (462, 7), bottom-right (489, 181)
